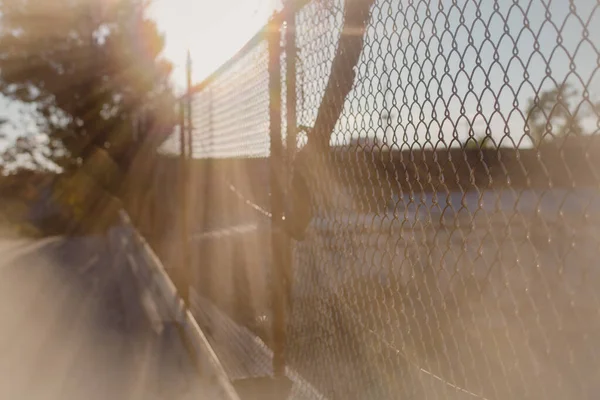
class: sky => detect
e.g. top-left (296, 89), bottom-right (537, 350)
top-left (0, 0), bottom-right (280, 151)
top-left (339, 0), bottom-right (600, 149)
top-left (174, 0), bottom-right (600, 159)
top-left (149, 0), bottom-right (281, 91)
top-left (2, 0), bottom-right (599, 158)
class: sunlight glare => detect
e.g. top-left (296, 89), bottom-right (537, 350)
top-left (149, 0), bottom-right (280, 89)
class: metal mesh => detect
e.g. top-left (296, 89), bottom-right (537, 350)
top-left (189, 40), bottom-right (270, 159)
top-left (152, 0), bottom-right (600, 398)
top-left (286, 0), bottom-right (600, 399)
top-left (182, 34), bottom-right (274, 348)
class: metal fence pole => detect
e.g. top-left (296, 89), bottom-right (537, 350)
top-left (285, 3), bottom-right (297, 160)
top-left (183, 51), bottom-right (194, 307)
top-left (186, 51), bottom-right (194, 164)
top-left (201, 89), bottom-right (213, 309)
top-left (177, 98), bottom-right (186, 301)
top-left (268, 12), bottom-right (287, 377)
top-left (177, 80), bottom-right (191, 307)
top-left (283, 0), bottom-right (297, 319)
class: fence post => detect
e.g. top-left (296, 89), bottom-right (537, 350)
top-left (285, 4), bottom-right (297, 161)
top-left (283, 0), bottom-right (297, 326)
top-left (200, 88), bottom-right (213, 312)
top-left (183, 51), bottom-right (194, 307)
top-left (268, 12), bottom-right (287, 377)
top-left (178, 98), bottom-right (188, 306)
top-left (178, 92), bottom-right (190, 307)
top-left (186, 51), bottom-right (194, 164)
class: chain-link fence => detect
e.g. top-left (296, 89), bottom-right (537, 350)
top-left (152, 0), bottom-right (600, 399)
top-left (154, 26), bottom-right (275, 345)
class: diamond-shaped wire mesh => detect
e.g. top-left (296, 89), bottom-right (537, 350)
top-left (151, 0), bottom-right (600, 398)
top-left (167, 35), bottom-right (275, 354)
top-left (285, 0), bottom-right (600, 399)
top-left (189, 40), bottom-right (270, 160)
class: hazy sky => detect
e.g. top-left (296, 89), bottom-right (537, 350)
top-left (172, 0), bottom-right (600, 159)
top-left (0, 0), bottom-right (279, 150)
top-left (297, 0), bottom-right (600, 149)
top-left (2, 0), bottom-right (599, 157)
top-left (149, 0), bottom-right (280, 90)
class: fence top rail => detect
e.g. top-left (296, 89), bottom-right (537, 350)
top-left (182, 15), bottom-right (282, 99)
top-left (180, 0), bottom-right (319, 100)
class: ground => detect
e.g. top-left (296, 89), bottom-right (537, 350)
top-left (0, 235), bottom-right (222, 400)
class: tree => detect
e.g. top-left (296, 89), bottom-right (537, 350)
top-left (0, 0), bottom-right (176, 233)
top-left (525, 83), bottom-right (584, 147)
top-left (465, 133), bottom-right (494, 150)
top-left (0, 0), bottom-right (175, 175)
top-left (1, 134), bottom-right (50, 172)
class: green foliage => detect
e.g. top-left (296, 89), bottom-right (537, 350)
top-left (50, 170), bottom-right (123, 234)
top-left (0, 170), bottom-right (51, 237)
top-left (1, 134), bottom-right (52, 172)
top-left (0, 0), bottom-right (176, 232)
top-left (0, 0), bottom-right (175, 172)
top-left (465, 133), bottom-right (494, 150)
top-left (525, 83), bottom-right (585, 147)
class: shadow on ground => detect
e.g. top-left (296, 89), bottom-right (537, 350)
top-left (0, 235), bottom-right (220, 400)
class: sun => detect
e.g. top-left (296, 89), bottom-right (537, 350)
top-left (149, 0), bottom-right (280, 90)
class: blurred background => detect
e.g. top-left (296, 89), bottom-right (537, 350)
top-left (0, 0), bottom-right (282, 236)
top-left (2, 0), bottom-right (600, 399)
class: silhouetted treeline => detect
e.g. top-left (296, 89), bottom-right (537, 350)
top-left (145, 136), bottom-right (600, 234)
top-left (334, 136), bottom-right (600, 195)
top-left (331, 136), bottom-right (600, 212)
